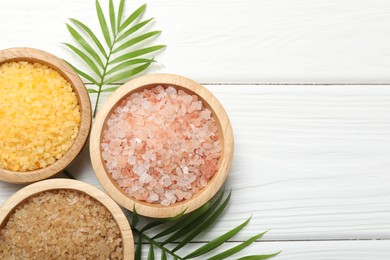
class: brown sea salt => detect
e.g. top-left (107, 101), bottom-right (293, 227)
top-left (0, 190), bottom-right (123, 259)
top-left (101, 85), bottom-right (222, 206)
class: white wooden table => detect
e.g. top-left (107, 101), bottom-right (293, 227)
top-left (1, 0), bottom-right (390, 259)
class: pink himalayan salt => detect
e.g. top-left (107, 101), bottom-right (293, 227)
top-left (102, 85), bottom-right (221, 206)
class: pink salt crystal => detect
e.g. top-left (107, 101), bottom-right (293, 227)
top-left (101, 86), bottom-right (221, 206)
top-left (159, 175), bottom-right (172, 187)
top-left (166, 86), bottom-right (177, 95)
top-left (154, 186), bottom-right (164, 194)
top-left (175, 189), bottom-right (184, 201)
top-left (139, 191), bottom-right (149, 201)
top-left (139, 173), bottom-right (153, 184)
top-left (183, 192), bottom-right (192, 200)
top-left (200, 177), bottom-right (208, 187)
top-left (161, 199), bottom-right (170, 206)
top-left (127, 156), bottom-right (136, 165)
top-left (148, 192), bottom-right (159, 202)
top-left (200, 109), bottom-right (211, 120)
top-left (175, 167), bottom-right (183, 176)
top-left (131, 185), bottom-right (140, 192)
top-left (165, 190), bottom-right (175, 200)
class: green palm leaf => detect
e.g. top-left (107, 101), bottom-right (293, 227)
top-left (117, 0), bottom-right (125, 26)
top-left (96, 0), bottom-right (112, 46)
top-left (106, 58), bottom-right (155, 75)
top-left (113, 31), bottom-right (161, 53)
top-left (162, 191), bottom-right (225, 244)
top-left (184, 217), bottom-right (252, 259)
top-left (237, 253), bottom-right (282, 260)
top-left (171, 191), bottom-right (232, 252)
top-left (148, 244), bottom-right (155, 260)
top-left (69, 18), bottom-right (108, 58)
top-left (101, 86), bottom-right (119, 93)
top-left (109, 0), bottom-right (116, 35)
top-left (87, 88), bottom-right (99, 93)
top-left (132, 206), bottom-right (139, 227)
top-left (110, 45), bottom-right (166, 64)
top-left (117, 18), bottom-right (155, 42)
top-left (119, 4), bottom-right (146, 32)
top-left (105, 61), bottom-right (152, 84)
top-left (63, 43), bottom-right (102, 77)
top-left (153, 201), bottom-right (211, 239)
top-left (64, 60), bottom-right (99, 85)
top-left (135, 234), bottom-right (142, 260)
top-left (207, 232), bottom-right (268, 260)
top-left (65, 0), bottom-right (164, 117)
top-left (161, 250), bottom-right (167, 260)
top-left (139, 210), bottom-right (186, 233)
top-left (66, 24), bottom-right (104, 68)
top-left (130, 190), bottom-right (279, 259)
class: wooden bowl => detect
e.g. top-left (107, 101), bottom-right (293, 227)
top-left (0, 179), bottom-right (134, 259)
top-left (90, 74), bottom-right (234, 218)
top-left (0, 48), bottom-right (92, 183)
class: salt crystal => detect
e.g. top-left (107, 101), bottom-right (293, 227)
top-left (148, 192), bottom-right (159, 202)
top-left (127, 156), bottom-right (136, 165)
top-left (101, 86), bottom-right (221, 206)
top-left (131, 185), bottom-right (140, 192)
top-left (175, 167), bottom-right (183, 176)
top-left (141, 100), bottom-right (151, 109)
top-left (166, 86), bottom-right (177, 95)
top-left (183, 192), bottom-right (192, 200)
top-left (175, 189), bottom-right (184, 200)
top-left (101, 143), bottom-right (109, 151)
top-left (159, 175), bottom-right (172, 187)
top-left (161, 199), bottom-right (170, 206)
top-left (140, 173), bottom-right (153, 184)
top-left (200, 109), bottom-right (211, 120)
top-left (154, 187), bottom-right (164, 194)
top-left (165, 190), bottom-right (175, 201)
top-left (123, 105), bottom-right (130, 112)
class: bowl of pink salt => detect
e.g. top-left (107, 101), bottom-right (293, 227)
top-left (0, 48), bottom-right (92, 184)
top-left (90, 74), bottom-right (234, 218)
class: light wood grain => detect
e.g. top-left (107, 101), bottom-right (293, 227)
top-left (0, 179), bottom-right (134, 259)
top-left (0, 48), bottom-right (92, 184)
top-left (139, 240), bottom-right (390, 260)
top-left (0, 0), bottom-right (389, 83)
top-left (1, 0), bottom-right (390, 256)
top-left (90, 74), bottom-right (234, 218)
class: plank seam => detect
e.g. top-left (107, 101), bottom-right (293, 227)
top-left (138, 238), bottom-right (390, 244)
top-left (84, 82), bottom-right (390, 86)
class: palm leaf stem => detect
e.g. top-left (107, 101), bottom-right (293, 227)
top-left (93, 36), bottom-right (118, 118)
top-left (133, 227), bottom-right (183, 260)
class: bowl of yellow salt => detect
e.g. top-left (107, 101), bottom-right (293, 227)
top-left (0, 48), bottom-right (91, 183)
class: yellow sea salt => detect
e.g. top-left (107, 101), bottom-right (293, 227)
top-left (0, 61), bottom-right (81, 171)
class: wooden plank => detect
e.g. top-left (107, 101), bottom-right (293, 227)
top-left (1, 0), bottom-right (390, 83)
top-left (1, 85), bottom-right (390, 242)
top-left (138, 240), bottom-right (390, 259)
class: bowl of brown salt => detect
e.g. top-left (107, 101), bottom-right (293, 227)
top-left (90, 74), bottom-right (234, 218)
top-left (0, 48), bottom-right (92, 183)
top-left (0, 179), bottom-right (134, 259)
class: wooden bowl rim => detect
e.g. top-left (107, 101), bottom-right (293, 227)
top-left (0, 179), bottom-right (134, 260)
top-left (0, 47), bottom-right (92, 184)
top-left (90, 73), bottom-right (234, 218)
